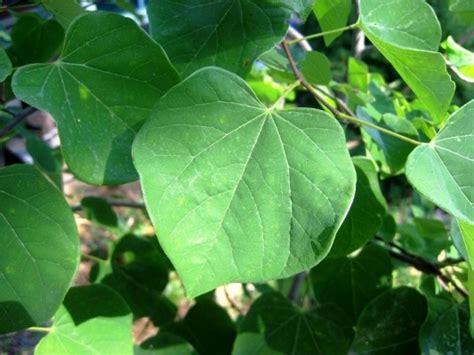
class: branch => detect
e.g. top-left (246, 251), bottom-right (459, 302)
top-left (71, 198), bottom-right (146, 212)
top-left (0, 107), bottom-right (37, 139)
top-left (281, 41), bottom-right (422, 146)
top-left (374, 237), bottom-right (468, 298)
top-left (288, 271), bottom-right (307, 303)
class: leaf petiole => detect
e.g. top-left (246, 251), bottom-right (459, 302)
top-left (286, 23), bottom-right (359, 45)
top-left (27, 326), bottom-right (53, 333)
top-left (268, 80), bottom-right (300, 111)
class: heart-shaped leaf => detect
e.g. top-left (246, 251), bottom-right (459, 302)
top-left (133, 67), bottom-right (356, 297)
top-left (406, 100), bottom-right (474, 224)
top-left (359, 0), bottom-right (455, 123)
top-left (0, 165), bottom-right (79, 334)
top-left (233, 291), bottom-right (353, 354)
top-left (35, 284), bottom-right (133, 354)
top-left (37, 0), bottom-right (86, 29)
top-left (12, 12), bottom-right (179, 185)
top-left (147, 0), bottom-right (292, 77)
top-left (0, 48), bottom-right (12, 82)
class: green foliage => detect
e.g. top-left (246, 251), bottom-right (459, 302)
top-left (0, 165), bottom-right (79, 334)
top-left (0, 0), bottom-right (472, 353)
top-left (133, 67), bottom-right (356, 297)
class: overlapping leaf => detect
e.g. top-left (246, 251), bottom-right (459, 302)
top-left (359, 0), bottom-right (455, 123)
top-left (406, 100), bottom-right (474, 224)
top-left (313, 0), bottom-right (352, 45)
top-left (233, 292), bottom-right (353, 354)
top-left (0, 165), bottom-right (79, 334)
top-left (13, 12), bottom-right (179, 185)
top-left (147, 0), bottom-right (292, 77)
top-left (36, 0), bottom-right (86, 29)
top-left (133, 67), bottom-right (356, 297)
top-left (0, 48), bottom-right (12, 81)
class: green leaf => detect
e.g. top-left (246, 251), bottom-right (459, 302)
top-left (420, 301), bottom-right (474, 354)
top-left (300, 51), bottom-right (332, 86)
top-left (313, 0), bottom-right (352, 46)
top-left (37, 0), bottom-right (86, 29)
top-left (450, 0), bottom-right (474, 24)
top-left (133, 67), bottom-right (356, 297)
top-left (359, 109), bottom-right (419, 175)
top-left (81, 197), bottom-right (118, 228)
top-left (406, 100), bottom-right (474, 224)
top-left (348, 57), bottom-right (369, 92)
top-left (0, 48), bottom-right (12, 81)
top-left (7, 14), bottom-right (64, 66)
top-left (233, 291), bottom-right (353, 354)
top-left (164, 299), bottom-right (236, 355)
top-left (329, 157), bottom-right (386, 257)
top-left (359, 0), bottom-right (455, 123)
top-left (442, 36), bottom-right (474, 83)
top-left (0, 164), bottom-right (79, 334)
top-left (147, 0), bottom-right (292, 77)
top-left (452, 219), bottom-right (474, 269)
top-left (12, 12), bottom-right (179, 185)
top-left (288, 0), bottom-right (314, 20)
top-left (311, 244), bottom-right (392, 322)
top-left (102, 234), bottom-right (175, 326)
top-left (351, 287), bottom-right (428, 354)
top-left (397, 218), bottom-right (450, 262)
top-left (35, 284), bottom-right (133, 354)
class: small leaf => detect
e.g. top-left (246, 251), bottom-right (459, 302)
top-left (351, 287), bottom-right (428, 354)
top-left (359, 0), bottom-right (455, 123)
top-left (313, 0), bottom-right (352, 46)
top-left (442, 36), bottom-right (474, 83)
top-left (81, 196), bottom-right (118, 228)
top-left (12, 12), bottom-right (179, 185)
top-left (329, 157), bottom-right (386, 257)
top-left (0, 164), bottom-right (79, 334)
top-left (359, 108), bottom-right (419, 175)
top-left (138, 333), bottom-right (195, 355)
top-left (147, 0), bottom-right (292, 77)
top-left (133, 67), bottom-right (356, 297)
top-left (233, 291), bottom-right (353, 354)
top-left (35, 284), bottom-right (133, 354)
top-left (164, 299), bottom-right (236, 355)
top-left (449, 0), bottom-right (474, 24)
top-left (0, 48), bottom-right (12, 81)
top-left (288, 0), bottom-right (314, 20)
top-left (7, 14), bottom-right (64, 66)
top-left (406, 100), bottom-right (474, 224)
top-left (348, 57), bottom-right (369, 92)
top-left (300, 51), bottom-right (332, 86)
top-left (311, 244), bottom-right (392, 322)
top-left (420, 301), bottom-right (474, 354)
top-left (37, 0), bottom-right (86, 29)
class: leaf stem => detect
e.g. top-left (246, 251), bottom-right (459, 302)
top-left (0, 107), bottom-right (37, 139)
top-left (0, 3), bottom-right (38, 12)
top-left (281, 41), bottom-right (422, 146)
top-left (286, 23), bottom-right (359, 45)
top-left (81, 253), bottom-right (107, 263)
top-left (268, 80), bottom-right (300, 111)
top-left (27, 326), bottom-right (52, 333)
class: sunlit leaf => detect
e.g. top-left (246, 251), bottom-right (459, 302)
top-left (313, 0), bottom-right (352, 46)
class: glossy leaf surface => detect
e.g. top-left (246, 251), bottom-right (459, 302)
top-left (13, 12), bottom-right (179, 185)
top-left (133, 67), bottom-right (356, 297)
top-left (0, 165), bottom-right (79, 334)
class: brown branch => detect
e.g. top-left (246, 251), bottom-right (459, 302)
top-left (0, 107), bottom-right (37, 138)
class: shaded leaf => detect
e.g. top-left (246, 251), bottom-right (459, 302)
top-left (351, 287), bottom-right (428, 354)
top-left (313, 0), bottom-right (352, 46)
top-left (406, 100), bottom-right (474, 224)
top-left (133, 67), bottom-right (356, 297)
top-left (81, 196), bottom-right (118, 228)
top-left (138, 333), bottom-right (195, 355)
top-left (329, 157), bottom-right (386, 257)
top-left (300, 51), bottom-right (332, 85)
top-left (234, 291), bottom-right (353, 355)
top-left (0, 48), bottom-right (12, 81)
top-left (0, 164), bottom-right (79, 334)
top-left (147, 0), bottom-right (292, 77)
top-left (359, 0), bottom-right (455, 123)
top-left (451, 219), bottom-right (474, 269)
top-left (311, 244), bottom-right (392, 322)
top-left (12, 12), bottom-right (179, 185)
